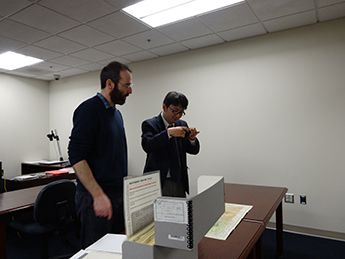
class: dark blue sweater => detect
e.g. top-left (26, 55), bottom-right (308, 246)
top-left (68, 95), bottom-right (128, 194)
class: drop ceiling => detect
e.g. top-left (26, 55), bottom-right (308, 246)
top-left (0, 0), bottom-right (344, 81)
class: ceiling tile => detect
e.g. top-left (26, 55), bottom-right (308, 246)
top-left (317, 0), bottom-right (345, 8)
top-left (123, 30), bottom-right (175, 49)
top-left (218, 23), bottom-right (267, 42)
top-left (78, 63), bottom-right (104, 72)
top-left (0, 0), bottom-right (31, 17)
top-left (5, 70), bottom-right (35, 78)
top-left (247, 0), bottom-right (315, 21)
top-left (0, 36), bottom-right (26, 52)
top-left (181, 34), bottom-right (224, 50)
top-left (88, 11), bottom-right (150, 38)
top-left (198, 3), bottom-right (259, 32)
top-left (104, 0), bottom-right (139, 9)
top-left (30, 61), bottom-right (71, 73)
top-left (95, 40), bottom-right (141, 56)
top-left (0, 0), bottom-right (344, 80)
top-left (10, 4), bottom-right (80, 34)
top-left (122, 50), bottom-right (159, 62)
top-left (34, 36), bottom-right (87, 54)
top-left (149, 43), bottom-right (189, 56)
top-left (39, 0), bottom-right (118, 23)
top-left (71, 48), bottom-right (115, 62)
top-left (15, 66), bottom-right (52, 76)
top-left (58, 68), bottom-right (89, 77)
top-left (0, 19), bottom-right (49, 44)
top-left (264, 11), bottom-right (316, 32)
top-left (16, 45), bottom-right (62, 60)
top-left (318, 2), bottom-right (345, 21)
top-left (58, 25), bottom-right (115, 47)
top-left (49, 55), bottom-right (90, 67)
top-left (157, 18), bottom-right (214, 42)
top-left (98, 57), bottom-right (132, 66)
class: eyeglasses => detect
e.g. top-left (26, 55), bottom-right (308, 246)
top-left (168, 106), bottom-right (186, 116)
top-left (118, 81), bottom-right (133, 89)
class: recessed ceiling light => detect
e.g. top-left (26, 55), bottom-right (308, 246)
top-left (123, 0), bottom-right (244, 28)
top-left (0, 51), bottom-right (43, 70)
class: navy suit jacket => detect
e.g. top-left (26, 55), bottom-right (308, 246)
top-left (141, 114), bottom-right (200, 194)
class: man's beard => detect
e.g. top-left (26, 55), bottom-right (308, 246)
top-left (110, 86), bottom-right (127, 105)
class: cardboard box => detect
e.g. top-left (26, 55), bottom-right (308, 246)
top-left (122, 176), bottom-right (225, 259)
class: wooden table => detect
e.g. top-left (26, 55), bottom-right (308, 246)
top-left (21, 162), bottom-right (70, 175)
top-left (2, 173), bottom-right (76, 192)
top-left (0, 182), bottom-right (286, 259)
top-left (199, 221), bottom-right (265, 259)
top-left (199, 183), bottom-right (287, 259)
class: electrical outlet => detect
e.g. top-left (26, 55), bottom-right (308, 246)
top-left (300, 195), bottom-right (307, 205)
top-left (284, 193), bottom-right (294, 203)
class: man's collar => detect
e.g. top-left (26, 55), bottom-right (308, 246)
top-left (97, 92), bottom-right (115, 111)
top-left (160, 112), bottom-right (171, 128)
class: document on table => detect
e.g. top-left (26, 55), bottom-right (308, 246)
top-left (84, 252), bottom-right (122, 259)
top-left (86, 234), bottom-right (127, 254)
top-left (70, 250), bottom-right (122, 259)
top-left (205, 203), bottom-right (253, 240)
top-left (123, 171), bottom-right (161, 237)
top-left (70, 234), bottom-right (126, 258)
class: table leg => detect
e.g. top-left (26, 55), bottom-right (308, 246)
top-left (276, 201), bottom-right (283, 258)
top-left (0, 218), bottom-right (7, 259)
top-left (256, 235), bottom-right (264, 259)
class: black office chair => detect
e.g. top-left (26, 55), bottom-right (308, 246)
top-left (9, 179), bottom-right (76, 259)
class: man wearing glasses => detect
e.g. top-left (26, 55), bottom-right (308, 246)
top-left (68, 61), bottom-right (133, 248)
top-left (141, 91), bottom-right (200, 197)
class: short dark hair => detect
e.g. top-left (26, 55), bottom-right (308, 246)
top-left (163, 91), bottom-right (188, 110)
top-left (100, 61), bottom-right (132, 89)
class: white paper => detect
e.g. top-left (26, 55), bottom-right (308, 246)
top-left (205, 203), bottom-right (253, 240)
top-left (84, 251), bottom-right (122, 259)
top-left (69, 249), bottom-right (89, 259)
top-left (86, 234), bottom-right (126, 254)
top-left (154, 199), bottom-right (188, 224)
top-left (123, 171), bottom-right (161, 237)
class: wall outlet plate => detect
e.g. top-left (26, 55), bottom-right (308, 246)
top-left (300, 195), bottom-right (307, 205)
top-left (284, 193), bottom-right (294, 203)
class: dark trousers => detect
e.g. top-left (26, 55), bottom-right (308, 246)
top-left (75, 190), bottom-right (125, 248)
top-left (162, 178), bottom-right (186, 198)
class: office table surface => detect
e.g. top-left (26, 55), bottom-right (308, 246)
top-left (199, 221), bottom-right (265, 259)
top-left (224, 183), bottom-right (287, 224)
top-left (0, 185), bottom-right (43, 215)
top-left (1, 182), bottom-right (287, 259)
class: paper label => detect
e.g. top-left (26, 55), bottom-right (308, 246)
top-left (154, 199), bottom-right (188, 224)
top-left (168, 234), bottom-right (185, 242)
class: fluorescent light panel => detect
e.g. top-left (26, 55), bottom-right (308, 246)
top-left (123, 0), bottom-right (244, 27)
top-left (0, 51), bottom-right (43, 70)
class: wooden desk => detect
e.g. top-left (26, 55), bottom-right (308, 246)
top-left (3, 173), bottom-right (76, 191)
top-left (198, 183), bottom-right (287, 259)
top-left (199, 221), bottom-right (265, 259)
top-left (21, 162), bottom-right (70, 175)
top-left (0, 182), bottom-right (286, 259)
top-left (224, 183), bottom-right (287, 257)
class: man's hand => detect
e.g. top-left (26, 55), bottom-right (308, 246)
top-left (73, 160), bottom-right (113, 220)
top-left (188, 127), bottom-right (200, 140)
top-left (168, 126), bottom-right (189, 137)
top-left (93, 193), bottom-right (113, 220)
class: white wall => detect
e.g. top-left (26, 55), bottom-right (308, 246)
top-left (1, 18), bottom-right (342, 236)
top-left (0, 73), bottom-right (49, 175)
top-left (50, 18), bottom-right (345, 235)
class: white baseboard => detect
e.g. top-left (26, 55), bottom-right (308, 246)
top-left (267, 222), bottom-right (345, 241)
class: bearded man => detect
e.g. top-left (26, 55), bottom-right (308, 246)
top-left (68, 61), bottom-right (133, 248)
